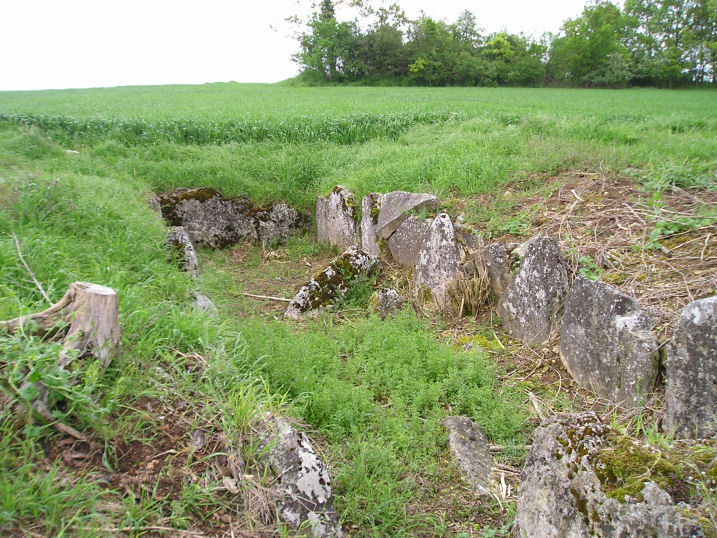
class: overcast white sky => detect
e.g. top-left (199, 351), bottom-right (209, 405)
top-left (1, 0), bottom-right (595, 91)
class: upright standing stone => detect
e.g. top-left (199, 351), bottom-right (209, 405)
top-left (560, 277), bottom-right (659, 408)
top-left (316, 186), bottom-right (359, 250)
top-left (664, 296), bottom-right (717, 439)
top-left (482, 243), bottom-right (513, 297)
top-left (497, 236), bottom-right (568, 345)
top-left (414, 213), bottom-right (461, 307)
top-left (360, 193), bottom-right (382, 257)
top-left (375, 191), bottom-right (439, 239)
top-left (387, 216), bottom-right (431, 267)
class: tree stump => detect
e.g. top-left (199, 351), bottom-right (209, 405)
top-left (1, 281), bottom-right (121, 366)
top-left (1, 282), bottom-right (120, 439)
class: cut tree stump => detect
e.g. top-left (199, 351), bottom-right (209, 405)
top-left (1, 282), bottom-right (121, 367)
top-left (1, 282), bottom-right (120, 439)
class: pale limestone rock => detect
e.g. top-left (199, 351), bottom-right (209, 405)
top-left (375, 191), bottom-right (439, 239)
top-left (497, 236), bottom-right (568, 345)
top-left (413, 213), bottom-right (461, 307)
top-left (259, 414), bottom-right (342, 537)
top-left (316, 186), bottom-right (358, 250)
top-left (560, 277), bottom-right (659, 408)
top-left (360, 193), bottom-right (382, 257)
top-left (167, 226), bottom-right (199, 278)
top-left (664, 296), bottom-right (717, 439)
top-left (442, 416), bottom-right (493, 496)
top-left (387, 216), bottom-right (430, 267)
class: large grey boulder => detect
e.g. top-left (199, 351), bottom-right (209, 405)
top-left (158, 188), bottom-right (307, 249)
top-left (316, 186), bottom-right (359, 250)
top-left (560, 277), bottom-right (659, 408)
top-left (285, 247), bottom-right (377, 320)
top-left (514, 413), bottom-right (707, 538)
top-left (497, 236), bottom-right (569, 345)
top-left (167, 226), bottom-right (200, 278)
top-left (442, 416), bottom-right (493, 496)
top-left (387, 216), bottom-right (431, 267)
top-left (259, 415), bottom-right (342, 537)
top-left (360, 193), bottom-right (382, 258)
top-left (413, 213), bottom-right (462, 307)
top-left (375, 191), bottom-right (439, 239)
top-left (664, 296), bottom-right (717, 439)
top-left (483, 243), bottom-right (514, 297)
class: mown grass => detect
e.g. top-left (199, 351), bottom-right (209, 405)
top-left (0, 84), bottom-right (715, 536)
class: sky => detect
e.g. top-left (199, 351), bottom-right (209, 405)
top-left (0, 0), bottom-right (595, 91)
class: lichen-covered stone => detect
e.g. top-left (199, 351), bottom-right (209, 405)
top-left (560, 277), bottom-right (659, 408)
top-left (514, 413), bottom-right (707, 538)
top-left (360, 193), bottom-right (382, 257)
top-left (497, 236), bottom-right (568, 345)
top-left (259, 414), bottom-right (342, 537)
top-left (192, 292), bottom-right (217, 317)
top-left (442, 416), bottom-right (493, 496)
top-left (413, 213), bottom-right (462, 307)
top-left (664, 296), bottom-right (717, 439)
top-left (387, 216), bottom-right (431, 267)
top-left (371, 288), bottom-right (404, 319)
top-left (285, 247), bottom-right (377, 320)
top-left (167, 226), bottom-right (199, 277)
top-left (375, 191), bottom-right (439, 239)
top-left (316, 186), bottom-right (359, 250)
top-left (454, 224), bottom-right (481, 255)
top-left (157, 188), bottom-right (307, 249)
top-left (483, 243), bottom-right (514, 297)
top-left (255, 202), bottom-right (308, 247)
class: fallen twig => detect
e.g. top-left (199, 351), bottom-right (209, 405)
top-left (243, 292), bottom-right (292, 303)
top-left (12, 232), bottom-right (51, 304)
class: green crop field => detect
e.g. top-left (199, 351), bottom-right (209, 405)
top-left (1, 84), bottom-right (716, 536)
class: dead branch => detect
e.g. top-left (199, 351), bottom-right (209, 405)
top-left (243, 292), bottom-right (292, 303)
top-left (12, 232), bottom-right (51, 304)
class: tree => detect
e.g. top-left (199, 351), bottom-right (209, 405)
top-left (549, 1), bottom-right (633, 87)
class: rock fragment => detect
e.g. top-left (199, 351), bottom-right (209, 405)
top-left (375, 191), bottom-right (439, 239)
top-left (560, 276), bottom-right (659, 408)
top-left (482, 243), bottom-right (513, 297)
top-left (496, 236), bottom-right (568, 344)
top-left (360, 193), bottom-right (382, 257)
top-left (664, 296), bottom-right (717, 439)
top-left (514, 413), bottom-right (707, 538)
top-left (316, 186), bottom-right (359, 250)
top-left (285, 247), bottom-right (377, 319)
top-left (167, 226), bottom-right (200, 278)
top-left (442, 416), bottom-right (493, 496)
top-left (387, 216), bottom-right (430, 267)
top-left (259, 415), bottom-right (342, 537)
top-left (413, 213), bottom-right (462, 307)
top-left (371, 288), bottom-right (405, 319)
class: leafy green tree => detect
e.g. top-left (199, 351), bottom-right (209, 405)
top-left (549, 1), bottom-right (633, 87)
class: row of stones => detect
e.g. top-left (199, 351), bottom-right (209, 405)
top-left (315, 186), bottom-right (716, 440)
top-left (491, 235), bottom-right (715, 440)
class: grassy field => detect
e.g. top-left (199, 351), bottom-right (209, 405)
top-left (0, 84), bottom-right (715, 536)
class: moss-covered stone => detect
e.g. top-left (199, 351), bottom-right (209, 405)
top-left (285, 247), bottom-right (378, 319)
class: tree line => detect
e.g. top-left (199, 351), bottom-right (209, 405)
top-left (291, 0), bottom-right (716, 87)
